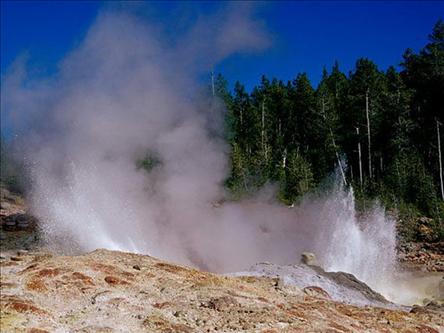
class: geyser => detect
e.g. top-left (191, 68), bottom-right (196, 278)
top-left (1, 6), bottom-right (410, 303)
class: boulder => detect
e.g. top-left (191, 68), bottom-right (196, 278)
top-left (242, 261), bottom-right (391, 308)
top-left (301, 252), bottom-right (319, 266)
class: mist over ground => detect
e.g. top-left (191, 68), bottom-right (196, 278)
top-left (1, 5), bottom-right (398, 299)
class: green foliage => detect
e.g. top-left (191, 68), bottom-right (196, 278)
top-left (279, 151), bottom-right (314, 204)
top-left (221, 20), bottom-right (444, 240)
top-left (0, 136), bottom-right (26, 194)
top-left (136, 153), bottom-right (161, 172)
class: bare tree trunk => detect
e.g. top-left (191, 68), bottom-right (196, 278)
top-left (366, 90), bottom-right (372, 179)
top-left (330, 129), bottom-right (346, 185)
top-left (322, 98), bottom-right (346, 185)
top-left (261, 99), bottom-right (266, 159)
top-left (356, 127), bottom-right (363, 187)
top-left (282, 148), bottom-right (287, 169)
top-left (437, 119), bottom-right (444, 200)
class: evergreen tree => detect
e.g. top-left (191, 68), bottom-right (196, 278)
top-left (280, 150), bottom-right (314, 204)
top-left (222, 20), bottom-right (444, 235)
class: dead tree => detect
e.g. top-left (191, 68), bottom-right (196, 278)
top-left (437, 119), bottom-right (444, 200)
top-left (365, 90), bottom-right (372, 179)
top-left (356, 127), bottom-right (363, 187)
top-left (261, 99), bottom-right (268, 160)
top-left (322, 97), bottom-right (347, 185)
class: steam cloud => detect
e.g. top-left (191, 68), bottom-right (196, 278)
top-left (2, 5), bottom-right (397, 298)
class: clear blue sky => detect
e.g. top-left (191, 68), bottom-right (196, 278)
top-left (1, 1), bottom-right (443, 92)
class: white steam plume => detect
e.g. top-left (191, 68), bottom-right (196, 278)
top-left (2, 5), bottom-right (401, 301)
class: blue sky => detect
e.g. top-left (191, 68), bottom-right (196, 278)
top-left (1, 1), bottom-right (443, 92)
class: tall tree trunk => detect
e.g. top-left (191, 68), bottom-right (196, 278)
top-left (261, 99), bottom-right (266, 159)
top-left (366, 90), bottom-right (372, 179)
top-left (437, 119), bottom-right (444, 200)
top-left (322, 98), bottom-right (346, 185)
top-left (330, 128), bottom-right (346, 185)
top-left (282, 148), bottom-right (287, 169)
top-left (356, 127), bottom-right (363, 187)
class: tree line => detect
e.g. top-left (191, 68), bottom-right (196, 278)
top-left (215, 20), bottom-right (444, 238)
top-left (1, 20), bottom-right (442, 241)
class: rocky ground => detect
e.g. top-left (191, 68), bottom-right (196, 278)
top-left (1, 249), bottom-right (443, 333)
top-left (1, 186), bottom-right (443, 332)
top-left (398, 241), bottom-right (444, 272)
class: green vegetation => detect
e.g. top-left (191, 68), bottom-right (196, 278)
top-left (219, 20), bottom-right (444, 241)
top-left (136, 153), bottom-right (161, 172)
top-left (0, 135), bottom-right (25, 194)
top-left (1, 21), bottom-right (442, 243)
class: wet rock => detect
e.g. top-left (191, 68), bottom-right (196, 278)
top-left (301, 252), bottom-right (319, 266)
top-left (242, 261), bottom-right (390, 307)
top-left (320, 269), bottom-right (389, 304)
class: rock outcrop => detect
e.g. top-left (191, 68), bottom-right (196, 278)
top-left (235, 261), bottom-right (393, 309)
top-left (398, 241), bottom-right (444, 272)
top-left (300, 252), bottom-right (319, 266)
